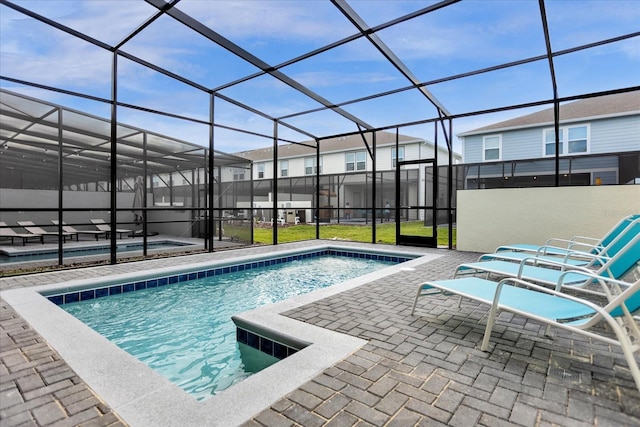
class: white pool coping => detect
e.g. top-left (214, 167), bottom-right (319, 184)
top-left (1, 243), bottom-right (441, 427)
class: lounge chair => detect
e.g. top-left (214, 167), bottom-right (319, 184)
top-left (90, 219), bottom-right (133, 239)
top-left (452, 232), bottom-right (640, 297)
top-left (17, 220), bottom-right (74, 242)
top-left (494, 214), bottom-right (640, 258)
top-left (480, 217), bottom-right (640, 268)
top-left (411, 275), bottom-right (640, 391)
top-left (0, 221), bottom-right (43, 245)
top-left (51, 220), bottom-right (108, 241)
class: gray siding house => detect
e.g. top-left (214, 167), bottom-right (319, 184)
top-left (458, 91), bottom-right (640, 188)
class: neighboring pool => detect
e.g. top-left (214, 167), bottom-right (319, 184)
top-left (52, 250), bottom-right (409, 401)
top-left (0, 240), bottom-right (195, 264)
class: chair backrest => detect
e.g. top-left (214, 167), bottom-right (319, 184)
top-left (609, 280), bottom-right (640, 317)
top-left (598, 232), bottom-right (640, 280)
top-left (91, 219), bottom-right (110, 231)
top-left (17, 221), bottom-right (43, 233)
top-left (599, 219), bottom-right (640, 260)
top-left (0, 221), bottom-right (17, 236)
top-left (51, 220), bottom-right (75, 233)
top-left (598, 214), bottom-right (640, 250)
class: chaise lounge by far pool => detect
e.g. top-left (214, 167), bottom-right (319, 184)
top-left (1, 241), bottom-right (441, 427)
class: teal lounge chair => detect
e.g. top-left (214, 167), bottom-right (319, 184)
top-left (453, 232), bottom-right (640, 297)
top-left (494, 214), bottom-right (640, 258)
top-left (479, 217), bottom-right (640, 268)
top-left (411, 275), bottom-right (640, 391)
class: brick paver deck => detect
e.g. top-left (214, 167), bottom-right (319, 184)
top-left (1, 242), bottom-right (639, 426)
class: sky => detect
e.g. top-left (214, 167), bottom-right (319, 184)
top-left (1, 0), bottom-right (639, 155)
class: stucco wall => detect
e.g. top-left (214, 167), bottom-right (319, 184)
top-left (457, 185), bottom-right (640, 253)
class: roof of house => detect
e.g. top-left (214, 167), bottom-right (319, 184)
top-left (459, 90), bottom-right (640, 136)
top-left (233, 131), bottom-right (448, 162)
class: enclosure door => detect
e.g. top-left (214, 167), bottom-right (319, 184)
top-left (397, 159), bottom-right (437, 247)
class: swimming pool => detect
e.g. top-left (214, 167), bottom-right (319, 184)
top-left (2, 243), bottom-right (438, 426)
top-left (0, 240), bottom-right (197, 264)
top-left (59, 254), bottom-right (397, 400)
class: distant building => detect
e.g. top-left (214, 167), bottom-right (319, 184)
top-left (234, 132), bottom-right (461, 222)
top-left (458, 91), bottom-right (640, 188)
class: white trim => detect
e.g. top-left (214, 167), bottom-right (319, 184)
top-left (482, 134), bottom-right (502, 162)
top-left (542, 123), bottom-right (590, 157)
top-left (458, 111), bottom-right (640, 137)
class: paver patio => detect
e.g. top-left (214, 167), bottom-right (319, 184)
top-left (1, 242), bottom-right (639, 426)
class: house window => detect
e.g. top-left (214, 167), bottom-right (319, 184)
top-left (483, 135), bottom-right (501, 161)
top-left (544, 125), bottom-right (588, 156)
top-left (568, 126), bottom-right (588, 154)
top-left (346, 151), bottom-right (366, 171)
top-left (392, 147), bottom-right (405, 168)
top-left (232, 168), bottom-right (245, 181)
top-left (280, 160), bottom-right (288, 177)
top-left (257, 163), bottom-right (264, 179)
top-left (305, 157), bottom-right (321, 175)
top-left (544, 129), bottom-right (562, 156)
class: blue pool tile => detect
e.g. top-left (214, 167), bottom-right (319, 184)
top-left (64, 292), bottom-right (80, 304)
top-left (273, 342), bottom-right (288, 360)
top-left (260, 337), bottom-right (273, 356)
top-left (80, 290), bottom-right (95, 301)
top-left (95, 288), bottom-right (109, 298)
top-left (44, 250), bottom-right (413, 311)
top-left (247, 332), bottom-right (259, 350)
top-left (237, 328), bottom-right (248, 345)
top-left (48, 295), bottom-right (64, 305)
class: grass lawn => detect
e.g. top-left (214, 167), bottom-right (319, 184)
top-left (252, 221), bottom-right (456, 247)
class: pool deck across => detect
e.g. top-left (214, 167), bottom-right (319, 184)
top-left (1, 241), bottom-right (639, 426)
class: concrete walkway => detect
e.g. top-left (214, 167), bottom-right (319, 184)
top-left (1, 242), bottom-right (639, 426)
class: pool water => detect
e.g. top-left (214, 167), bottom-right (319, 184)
top-left (0, 241), bottom-right (192, 264)
top-left (62, 255), bottom-right (395, 400)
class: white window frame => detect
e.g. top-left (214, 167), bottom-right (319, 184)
top-left (346, 151), bottom-right (366, 171)
top-left (356, 151), bottom-right (366, 171)
top-left (482, 135), bottom-right (502, 162)
top-left (305, 157), bottom-right (322, 175)
top-left (392, 147), bottom-right (405, 168)
top-left (543, 124), bottom-right (590, 157)
top-left (280, 160), bottom-right (288, 177)
top-left (232, 168), bottom-right (245, 181)
top-left (257, 163), bottom-right (265, 179)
